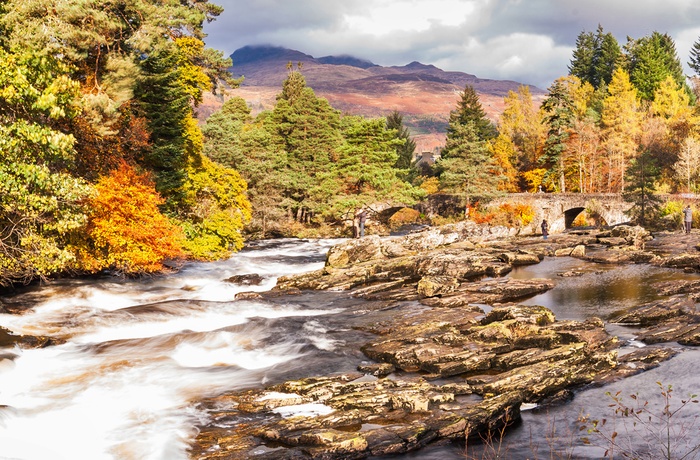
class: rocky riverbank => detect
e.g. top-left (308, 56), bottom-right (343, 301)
top-left (190, 223), bottom-right (700, 459)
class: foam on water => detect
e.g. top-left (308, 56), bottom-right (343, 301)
top-left (0, 239), bottom-right (342, 460)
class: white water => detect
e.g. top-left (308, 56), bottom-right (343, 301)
top-left (0, 239), bottom-right (341, 460)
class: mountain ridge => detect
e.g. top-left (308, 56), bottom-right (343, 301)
top-left (200, 45), bottom-right (545, 152)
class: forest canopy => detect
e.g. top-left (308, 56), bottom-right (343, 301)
top-left (0, 0), bottom-right (249, 284)
top-left (4, 6), bottom-right (700, 287)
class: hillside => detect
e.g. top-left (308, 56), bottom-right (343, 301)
top-left (199, 45), bottom-right (546, 153)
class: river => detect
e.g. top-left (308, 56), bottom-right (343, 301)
top-left (1, 238), bottom-right (699, 459)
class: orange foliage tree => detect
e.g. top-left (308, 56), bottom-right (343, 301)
top-left (80, 162), bottom-right (184, 274)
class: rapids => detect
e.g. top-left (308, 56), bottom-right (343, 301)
top-left (1, 238), bottom-right (699, 459)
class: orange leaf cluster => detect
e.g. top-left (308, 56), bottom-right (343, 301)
top-left (84, 162), bottom-right (184, 274)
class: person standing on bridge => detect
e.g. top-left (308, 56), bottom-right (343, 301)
top-left (541, 219), bottom-right (549, 240)
top-left (684, 205), bottom-right (693, 234)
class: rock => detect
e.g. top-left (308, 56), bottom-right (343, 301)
top-left (417, 276), bottom-right (459, 298)
top-left (598, 237), bottom-right (628, 246)
top-left (357, 363), bottom-right (395, 377)
top-left (661, 254), bottom-right (700, 270)
top-left (570, 245), bottom-right (586, 257)
top-left (608, 296), bottom-right (693, 326)
top-left (191, 224), bottom-right (700, 459)
top-left (225, 273), bottom-right (265, 285)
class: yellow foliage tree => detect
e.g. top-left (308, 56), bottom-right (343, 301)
top-left (601, 68), bottom-right (642, 193)
top-left (490, 134), bottom-right (519, 192)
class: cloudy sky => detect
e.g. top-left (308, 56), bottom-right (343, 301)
top-left (203, 0), bottom-right (700, 90)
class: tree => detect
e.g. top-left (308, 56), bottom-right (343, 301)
top-left (569, 25), bottom-right (621, 89)
top-left (447, 84), bottom-right (498, 142)
top-left (315, 116), bottom-right (420, 222)
top-left (541, 76), bottom-right (576, 192)
top-left (269, 69), bottom-right (343, 222)
top-left (498, 85), bottom-right (546, 182)
top-left (78, 162), bottom-right (184, 274)
top-left (202, 97), bottom-right (251, 171)
top-left (623, 150), bottom-right (661, 226)
top-left (601, 68), bottom-right (642, 192)
top-left (0, 0), bottom-right (234, 131)
top-left (385, 111), bottom-right (417, 180)
top-left (625, 31), bottom-right (688, 102)
top-left (437, 121), bottom-right (502, 210)
top-left (0, 48), bottom-right (92, 285)
top-left (674, 136), bottom-right (700, 193)
top-left (689, 37), bottom-right (700, 75)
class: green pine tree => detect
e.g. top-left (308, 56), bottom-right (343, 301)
top-left (437, 121), bottom-right (502, 211)
top-left (385, 110), bottom-right (417, 181)
top-left (625, 31), bottom-right (688, 101)
top-left (541, 78), bottom-right (575, 192)
top-left (447, 84), bottom-right (497, 142)
top-left (569, 25), bottom-right (621, 89)
top-left (623, 150), bottom-right (662, 227)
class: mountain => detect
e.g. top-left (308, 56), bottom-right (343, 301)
top-left (199, 45), bottom-right (546, 153)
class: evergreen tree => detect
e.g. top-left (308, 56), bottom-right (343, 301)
top-left (625, 31), bottom-right (688, 101)
top-left (202, 97), bottom-right (251, 169)
top-left (689, 37), bottom-right (700, 75)
top-left (269, 69), bottom-right (343, 222)
top-left (385, 110), bottom-right (417, 180)
top-left (437, 121), bottom-right (502, 211)
top-left (447, 84), bottom-right (497, 142)
top-left (623, 150), bottom-right (661, 226)
top-left (541, 77), bottom-right (575, 192)
top-left (569, 25), bottom-right (621, 89)
top-left (315, 116), bottom-right (420, 222)
top-left (133, 46), bottom-right (190, 210)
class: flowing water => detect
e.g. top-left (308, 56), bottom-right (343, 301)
top-left (1, 239), bottom-right (700, 459)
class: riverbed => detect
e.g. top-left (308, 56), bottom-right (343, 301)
top-left (1, 238), bottom-right (699, 459)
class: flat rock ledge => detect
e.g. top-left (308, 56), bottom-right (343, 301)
top-left (191, 223), bottom-right (700, 459)
top-left (192, 305), bottom-right (629, 459)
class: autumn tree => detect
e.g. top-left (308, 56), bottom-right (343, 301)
top-left (79, 162), bottom-right (184, 275)
top-left (674, 136), bottom-right (700, 193)
top-left (0, 0), bottom-right (234, 132)
top-left (498, 86), bottom-right (546, 187)
top-left (601, 68), bottom-right (642, 192)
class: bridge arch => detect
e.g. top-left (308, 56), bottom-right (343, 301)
top-left (488, 193), bottom-right (633, 235)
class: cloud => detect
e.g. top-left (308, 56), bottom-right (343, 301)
top-left (204, 0), bottom-right (700, 89)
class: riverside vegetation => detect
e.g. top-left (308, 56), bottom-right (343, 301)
top-left (4, 4), bottom-right (700, 289)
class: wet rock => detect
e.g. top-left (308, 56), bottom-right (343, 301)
top-left (0, 327), bottom-right (63, 348)
top-left (225, 273), bottom-right (265, 285)
top-left (661, 254), bottom-right (700, 270)
top-left (593, 347), bottom-right (680, 384)
top-left (608, 296), bottom-right (693, 327)
top-left (417, 276), bottom-right (459, 298)
top-left (421, 279), bottom-right (555, 308)
top-left (357, 363), bottom-right (395, 377)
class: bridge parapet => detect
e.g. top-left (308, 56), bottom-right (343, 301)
top-left (489, 193), bottom-right (634, 235)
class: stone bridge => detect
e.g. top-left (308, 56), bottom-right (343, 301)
top-left (489, 193), bottom-right (634, 235)
top-left (490, 193), bottom-right (700, 235)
